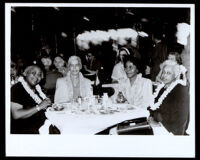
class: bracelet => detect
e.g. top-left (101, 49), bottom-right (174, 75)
top-left (36, 105), bottom-right (41, 111)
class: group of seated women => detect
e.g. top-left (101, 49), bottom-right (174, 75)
top-left (10, 47), bottom-right (189, 135)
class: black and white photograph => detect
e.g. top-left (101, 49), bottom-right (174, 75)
top-left (5, 3), bottom-right (195, 157)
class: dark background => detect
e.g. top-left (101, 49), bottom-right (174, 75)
top-left (11, 7), bottom-right (190, 61)
top-left (2, 1), bottom-right (199, 159)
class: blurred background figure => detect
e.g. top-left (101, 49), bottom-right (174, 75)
top-left (15, 55), bottom-right (26, 76)
top-left (40, 44), bottom-right (56, 58)
top-left (40, 53), bottom-right (62, 102)
top-left (176, 23), bottom-right (190, 85)
top-left (111, 47), bottom-right (130, 83)
top-left (150, 34), bottom-right (168, 81)
top-left (53, 53), bottom-right (68, 77)
top-left (82, 52), bottom-right (101, 81)
top-left (83, 52), bottom-right (101, 74)
top-left (11, 60), bottom-right (19, 87)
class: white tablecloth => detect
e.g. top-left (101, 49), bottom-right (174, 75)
top-left (39, 104), bottom-right (171, 135)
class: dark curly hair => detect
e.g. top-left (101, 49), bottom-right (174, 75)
top-left (123, 55), bottom-right (142, 73)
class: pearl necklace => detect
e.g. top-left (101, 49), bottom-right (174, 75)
top-left (18, 76), bottom-right (46, 104)
top-left (150, 79), bottom-right (184, 110)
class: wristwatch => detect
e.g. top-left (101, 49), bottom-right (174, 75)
top-left (36, 105), bottom-right (41, 111)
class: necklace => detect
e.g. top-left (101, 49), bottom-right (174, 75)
top-left (71, 76), bottom-right (80, 87)
top-left (18, 76), bottom-right (46, 104)
top-left (153, 83), bottom-right (165, 98)
top-left (150, 79), bottom-right (184, 110)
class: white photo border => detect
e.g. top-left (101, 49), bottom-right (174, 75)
top-left (5, 3), bottom-right (195, 157)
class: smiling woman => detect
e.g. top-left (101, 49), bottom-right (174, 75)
top-left (54, 55), bottom-right (93, 104)
top-left (148, 60), bottom-right (189, 135)
top-left (11, 65), bottom-right (52, 134)
top-left (111, 55), bottom-right (154, 109)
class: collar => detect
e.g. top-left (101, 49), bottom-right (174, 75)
top-left (65, 71), bottom-right (85, 81)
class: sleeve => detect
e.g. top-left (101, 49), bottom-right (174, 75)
top-left (141, 79), bottom-right (154, 109)
top-left (170, 85), bottom-right (189, 135)
top-left (110, 84), bottom-right (120, 103)
top-left (11, 84), bottom-right (23, 104)
top-left (54, 79), bottom-right (68, 104)
top-left (111, 65), bottom-right (119, 81)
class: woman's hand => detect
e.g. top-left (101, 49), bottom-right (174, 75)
top-left (151, 111), bottom-right (162, 122)
top-left (147, 107), bottom-right (154, 117)
top-left (87, 70), bottom-right (97, 75)
top-left (38, 98), bottom-right (52, 110)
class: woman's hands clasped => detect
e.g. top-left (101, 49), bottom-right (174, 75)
top-left (38, 98), bottom-right (52, 110)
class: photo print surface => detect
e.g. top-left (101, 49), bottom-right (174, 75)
top-left (5, 3), bottom-right (195, 157)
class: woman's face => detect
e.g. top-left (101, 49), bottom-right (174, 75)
top-left (54, 56), bottom-right (65, 69)
top-left (168, 54), bottom-right (176, 62)
top-left (125, 61), bottom-right (138, 78)
top-left (87, 53), bottom-right (93, 61)
top-left (160, 65), bottom-right (176, 84)
top-left (69, 59), bottom-right (81, 76)
top-left (41, 57), bottom-right (52, 67)
top-left (25, 67), bottom-right (43, 87)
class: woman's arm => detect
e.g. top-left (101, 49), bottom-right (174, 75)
top-left (111, 64), bottom-right (120, 82)
top-left (83, 65), bottom-right (97, 74)
top-left (11, 98), bottom-right (51, 119)
top-left (11, 102), bottom-right (39, 119)
top-left (142, 79), bottom-right (154, 109)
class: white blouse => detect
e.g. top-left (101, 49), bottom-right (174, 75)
top-left (113, 74), bottom-right (154, 109)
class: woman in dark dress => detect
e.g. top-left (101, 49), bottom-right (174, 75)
top-left (11, 65), bottom-right (52, 134)
top-left (148, 60), bottom-right (189, 135)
